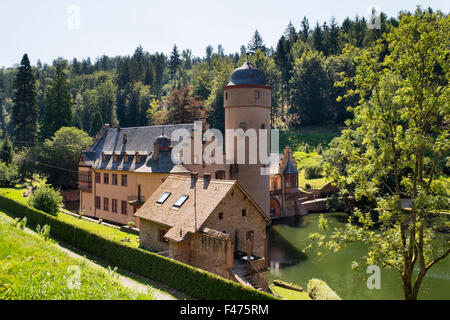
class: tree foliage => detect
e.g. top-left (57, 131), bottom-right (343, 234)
top-left (317, 8), bottom-right (449, 300)
top-left (12, 54), bottom-right (38, 147)
top-left (37, 127), bottom-right (92, 189)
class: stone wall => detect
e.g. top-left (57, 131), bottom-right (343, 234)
top-left (203, 185), bottom-right (268, 258)
top-left (301, 198), bottom-right (327, 212)
top-left (188, 232), bottom-right (233, 279)
top-left (139, 219), bottom-right (170, 253)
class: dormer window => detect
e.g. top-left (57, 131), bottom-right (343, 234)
top-left (113, 153), bottom-right (118, 162)
top-left (124, 154), bottom-right (129, 163)
top-left (102, 153), bottom-right (106, 162)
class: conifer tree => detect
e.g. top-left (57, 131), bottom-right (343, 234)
top-left (90, 111), bottom-right (103, 137)
top-left (169, 44), bottom-right (181, 79)
top-left (248, 30), bottom-right (267, 54)
top-left (41, 63), bottom-right (73, 140)
top-left (12, 54), bottom-right (38, 147)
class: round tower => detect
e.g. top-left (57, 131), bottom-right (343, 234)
top-left (224, 59), bottom-right (271, 216)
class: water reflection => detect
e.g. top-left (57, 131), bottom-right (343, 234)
top-left (267, 212), bottom-right (450, 300)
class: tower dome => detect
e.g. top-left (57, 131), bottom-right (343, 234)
top-left (228, 60), bottom-right (266, 86)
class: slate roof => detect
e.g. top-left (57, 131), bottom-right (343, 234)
top-left (135, 175), bottom-right (270, 236)
top-left (283, 160), bottom-right (299, 174)
top-left (80, 124), bottom-right (193, 173)
top-left (228, 60), bottom-right (266, 86)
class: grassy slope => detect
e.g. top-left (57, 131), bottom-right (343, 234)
top-left (0, 186), bottom-right (140, 247)
top-left (0, 212), bottom-right (153, 300)
top-left (293, 151), bottom-right (331, 189)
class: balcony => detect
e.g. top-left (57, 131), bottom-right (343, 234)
top-left (78, 181), bottom-right (92, 192)
top-left (127, 194), bottom-right (145, 206)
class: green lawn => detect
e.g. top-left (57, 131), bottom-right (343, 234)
top-left (0, 186), bottom-right (140, 248)
top-left (293, 151), bottom-right (331, 189)
top-left (0, 212), bottom-right (152, 300)
top-left (269, 285), bottom-right (311, 300)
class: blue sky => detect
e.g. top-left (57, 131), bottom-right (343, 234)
top-left (1, 0), bottom-right (448, 67)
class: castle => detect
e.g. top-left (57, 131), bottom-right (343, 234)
top-left (77, 59), bottom-right (300, 290)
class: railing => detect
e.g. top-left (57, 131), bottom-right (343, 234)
top-left (78, 181), bottom-right (92, 191)
top-left (127, 195), bottom-right (145, 205)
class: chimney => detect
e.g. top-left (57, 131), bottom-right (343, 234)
top-left (203, 173), bottom-right (211, 188)
top-left (153, 140), bottom-right (160, 161)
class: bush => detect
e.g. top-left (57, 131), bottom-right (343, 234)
top-left (305, 183), bottom-right (312, 189)
top-left (0, 195), bottom-right (277, 300)
top-left (326, 193), bottom-right (346, 212)
top-left (304, 165), bottom-right (323, 179)
top-left (29, 186), bottom-right (62, 216)
top-left (307, 279), bottom-right (341, 300)
top-left (0, 162), bottom-right (18, 187)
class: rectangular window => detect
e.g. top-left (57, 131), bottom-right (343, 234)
top-left (103, 173), bottom-right (109, 184)
top-left (173, 195), bottom-right (189, 208)
top-left (112, 174), bottom-right (118, 185)
top-left (121, 175), bottom-right (127, 186)
top-left (124, 154), bottom-right (129, 163)
top-left (242, 209), bottom-right (247, 217)
top-left (157, 192), bottom-right (171, 204)
top-left (113, 154), bottom-right (118, 162)
top-left (254, 90), bottom-right (260, 99)
top-left (95, 172), bottom-right (101, 183)
top-left (218, 212), bottom-right (223, 220)
top-left (103, 197), bottom-right (109, 211)
top-left (112, 199), bottom-right (117, 213)
top-left (121, 200), bottom-right (127, 215)
top-left (95, 196), bottom-right (101, 209)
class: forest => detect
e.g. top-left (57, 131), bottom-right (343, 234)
top-left (0, 12), bottom-right (401, 141)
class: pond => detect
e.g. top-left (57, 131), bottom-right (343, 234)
top-left (268, 212), bottom-right (450, 300)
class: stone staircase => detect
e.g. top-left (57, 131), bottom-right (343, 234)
top-left (232, 266), bottom-right (265, 291)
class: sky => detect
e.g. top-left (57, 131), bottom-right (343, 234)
top-left (1, 0), bottom-right (448, 68)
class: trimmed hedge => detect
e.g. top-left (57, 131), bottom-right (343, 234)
top-left (307, 279), bottom-right (341, 300)
top-left (0, 195), bottom-right (277, 300)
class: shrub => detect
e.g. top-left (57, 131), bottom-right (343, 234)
top-left (305, 183), bottom-right (312, 189)
top-left (307, 279), bottom-right (341, 300)
top-left (29, 186), bottom-right (62, 216)
top-left (326, 193), bottom-right (346, 212)
top-left (0, 162), bottom-right (18, 187)
top-left (304, 165), bottom-right (323, 179)
top-left (316, 144), bottom-right (323, 155)
top-left (0, 195), bottom-right (277, 300)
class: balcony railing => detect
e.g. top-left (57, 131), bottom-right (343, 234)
top-left (78, 181), bottom-right (92, 192)
top-left (127, 194), bottom-right (145, 206)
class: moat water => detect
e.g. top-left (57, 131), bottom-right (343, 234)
top-left (268, 212), bottom-right (450, 300)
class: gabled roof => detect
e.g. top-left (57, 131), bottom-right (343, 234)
top-left (80, 124), bottom-right (193, 173)
top-left (136, 175), bottom-right (270, 235)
